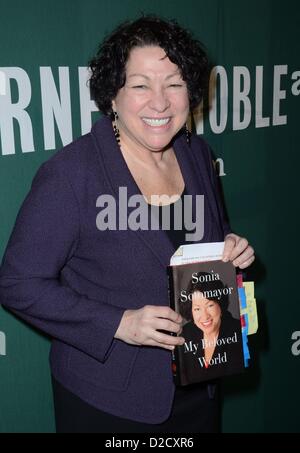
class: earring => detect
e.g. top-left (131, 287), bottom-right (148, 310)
top-left (113, 110), bottom-right (120, 144)
top-left (185, 124), bottom-right (191, 145)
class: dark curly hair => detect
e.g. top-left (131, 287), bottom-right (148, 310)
top-left (89, 15), bottom-right (209, 116)
top-left (179, 272), bottom-right (230, 322)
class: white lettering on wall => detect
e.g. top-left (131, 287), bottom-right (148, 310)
top-left (40, 66), bottom-right (73, 150)
top-left (255, 66), bottom-right (270, 128)
top-left (0, 64), bottom-right (298, 157)
top-left (209, 66), bottom-right (228, 134)
top-left (273, 65), bottom-right (287, 126)
top-left (233, 66), bottom-right (251, 130)
top-left (291, 331), bottom-right (300, 356)
top-left (78, 67), bottom-right (98, 135)
top-left (0, 67), bottom-right (34, 155)
top-left (291, 71), bottom-right (300, 95)
top-left (0, 70), bottom-right (6, 95)
top-left (215, 158), bottom-right (226, 177)
top-left (0, 331), bottom-right (6, 356)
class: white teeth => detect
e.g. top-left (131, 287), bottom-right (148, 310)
top-left (142, 117), bottom-right (170, 126)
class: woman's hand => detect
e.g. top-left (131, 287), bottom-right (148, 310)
top-left (222, 233), bottom-right (255, 269)
top-left (114, 305), bottom-right (185, 351)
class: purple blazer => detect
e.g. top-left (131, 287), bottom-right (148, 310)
top-left (0, 117), bottom-right (230, 423)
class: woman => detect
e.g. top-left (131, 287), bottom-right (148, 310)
top-left (0, 16), bottom-right (254, 432)
top-left (180, 273), bottom-right (244, 383)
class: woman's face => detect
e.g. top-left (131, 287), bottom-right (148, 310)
top-left (191, 291), bottom-right (222, 336)
top-left (112, 46), bottom-right (189, 153)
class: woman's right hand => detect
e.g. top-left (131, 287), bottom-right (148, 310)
top-left (114, 305), bottom-right (185, 351)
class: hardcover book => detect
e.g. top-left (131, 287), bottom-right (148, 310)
top-left (167, 259), bottom-right (245, 386)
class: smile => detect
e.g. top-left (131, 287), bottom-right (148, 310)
top-left (141, 117), bottom-right (171, 127)
top-left (201, 320), bottom-right (213, 327)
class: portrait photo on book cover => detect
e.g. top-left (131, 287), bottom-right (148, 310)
top-left (171, 260), bottom-right (245, 385)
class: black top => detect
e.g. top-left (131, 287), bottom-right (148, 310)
top-left (149, 187), bottom-right (189, 251)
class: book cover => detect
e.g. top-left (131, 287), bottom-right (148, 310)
top-left (167, 260), bottom-right (245, 386)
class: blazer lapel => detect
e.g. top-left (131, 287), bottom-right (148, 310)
top-left (91, 117), bottom-right (203, 269)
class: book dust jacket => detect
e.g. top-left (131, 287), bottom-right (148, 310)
top-left (167, 260), bottom-right (245, 385)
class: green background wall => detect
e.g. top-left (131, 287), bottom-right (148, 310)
top-left (0, 0), bottom-right (299, 432)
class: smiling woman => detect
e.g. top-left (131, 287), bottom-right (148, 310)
top-left (110, 46), bottom-right (190, 202)
top-left (111, 46), bottom-right (190, 155)
top-left (89, 16), bottom-right (210, 205)
top-left (180, 271), bottom-right (243, 379)
top-left (0, 15), bottom-right (254, 434)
